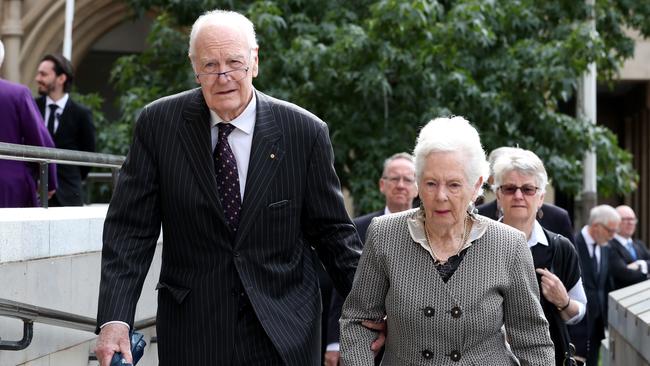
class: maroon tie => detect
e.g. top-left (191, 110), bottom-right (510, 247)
top-left (213, 123), bottom-right (241, 231)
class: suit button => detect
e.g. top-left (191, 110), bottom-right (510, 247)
top-left (423, 307), bottom-right (435, 317)
top-left (450, 306), bottom-right (462, 318)
top-left (233, 251), bottom-right (240, 257)
top-left (421, 350), bottom-right (433, 359)
top-left (449, 350), bottom-right (461, 362)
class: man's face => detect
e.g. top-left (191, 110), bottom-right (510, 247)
top-left (616, 206), bottom-right (637, 238)
top-left (379, 158), bottom-right (418, 212)
top-left (191, 24), bottom-right (258, 121)
top-left (593, 220), bottom-right (619, 245)
top-left (35, 60), bottom-right (63, 96)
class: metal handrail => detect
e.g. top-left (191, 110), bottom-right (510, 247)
top-left (0, 298), bottom-right (155, 350)
top-left (0, 142), bottom-right (125, 208)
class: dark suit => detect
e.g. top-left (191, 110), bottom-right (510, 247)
top-left (568, 231), bottom-right (613, 365)
top-left (477, 200), bottom-right (574, 243)
top-left (36, 96), bottom-right (95, 205)
top-left (609, 237), bottom-right (650, 290)
top-left (96, 89), bottom-right (361, 365)
top-left (1, 79), bottom-right (57, 207)
top-left (326, 210), bottom-right (383, 350)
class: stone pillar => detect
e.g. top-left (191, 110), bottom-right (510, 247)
top-left (1, 0), bottom-right (23, 82)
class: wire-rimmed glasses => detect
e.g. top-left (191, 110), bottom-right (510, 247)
top-left (195, 66), bottom-right (250, 83)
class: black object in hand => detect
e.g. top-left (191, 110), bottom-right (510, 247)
top-left (110, 332), bottom-right (147, 366)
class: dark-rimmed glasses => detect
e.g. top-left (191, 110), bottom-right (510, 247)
top-left (598, 223), bottom-right (617, 235)
top-left (498, 184), bottom-right (539, 196)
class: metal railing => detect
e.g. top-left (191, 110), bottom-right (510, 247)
top-left (0, 298), bottom-right (155, 351)
top-left (0, 142), bottom-right (125, 208)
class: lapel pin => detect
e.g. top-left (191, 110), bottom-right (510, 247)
top-left (270, 153), bottom-right (275, 159)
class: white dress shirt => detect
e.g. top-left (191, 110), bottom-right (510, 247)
top-left (44, 93), bottom-right (69, 133)
top-left (614, 233), bottom-right (648, 274)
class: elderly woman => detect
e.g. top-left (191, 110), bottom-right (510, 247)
top-left (493, 148), bottom-right (586, 365)
top-left (340, 117), bottom-right (553, 365)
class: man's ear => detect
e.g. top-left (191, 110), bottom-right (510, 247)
top-left (251, 48), bottom-right (259, 77)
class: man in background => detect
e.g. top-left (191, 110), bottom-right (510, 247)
top-left (324, 152), bottom-right (418, 366)
top-left (35, 53), bottom-right (95, 206)
top-left (609, 205), bottom-right (650, 290)
top-left (569, 205), bottom-right (619, 366)
top-left (0, 40), bottom-right (57, 207)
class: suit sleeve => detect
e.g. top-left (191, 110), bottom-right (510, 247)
top-left (340, 221), bottom-right (387, 366)
top-left (302, 122), bottom-right (361, 298)
top-left (95, 106), bottom-right (160, 332)
top-left (610, 244), bottom-right (647, 288)
top-left (503, 233), bottom-right (555, 364)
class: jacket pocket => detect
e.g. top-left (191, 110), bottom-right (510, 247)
top-left (156, 281), bottom-right (191, 304)
top-left (267, 199), bottom-right (290, 209)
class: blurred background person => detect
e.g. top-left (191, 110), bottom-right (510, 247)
top-left (609, 205), bottom-right (650, 290)
top-left (324, 152), bottom-right (418, 366)
top-left (0, 40), bottom-right (57, 207)
top-left (478, 146), bottom-right (574, 242)
top-left (492, 147), bottom-right (585, 365)
top-left (35, 53), bottom-right (95, 206)
top-left (341, 117), bottom-right (553, 365)
top-left (569, 205), bottom-right (620, 366)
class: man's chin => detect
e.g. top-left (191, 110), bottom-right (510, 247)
top-left (37, 89), bottom-right (48, 96)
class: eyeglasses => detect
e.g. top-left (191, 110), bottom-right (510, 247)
top-left (498, 184), bottom-right (539, 196)
top-left (195, 66), bottom-right (250, 82)
top-left (621, 217), bottom-right (638, 224)
top-left (382, 176), bottom-right (416, 186)
top-left (598, 223), bottom-right (617, 235)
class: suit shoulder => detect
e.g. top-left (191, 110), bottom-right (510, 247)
top-left (541, 203), bottom-right (569, 216)
top-left (145, 88), bottom-right (199, 112)
top-left (354, 211), bottom-right (383, 225)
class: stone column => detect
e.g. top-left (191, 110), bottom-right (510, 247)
top-left (1, 0), bottom-right (24, 82)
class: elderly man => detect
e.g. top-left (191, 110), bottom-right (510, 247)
top-left (95, 10), bottom-right (361, 366)
top-left (569, 205), bottom-right (620, 366)
top-left (610, 205), bottom-right (650, 289)
top-left (324, 152), bottom-right (418, 366)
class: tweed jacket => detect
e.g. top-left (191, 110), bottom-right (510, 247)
top-left (341, 209), bottom-right (554, 365)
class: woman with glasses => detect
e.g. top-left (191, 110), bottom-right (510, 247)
top-left (493, 148), bottom-right (586, 366)
top-left (340, 117), bottom-right (553, 365)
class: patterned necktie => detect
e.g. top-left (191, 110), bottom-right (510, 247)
top-left (213, 123), bottom-right (241, 231)
top-left (627, 239), bottom-right (638, 261)
top-left (47, 104), bottom-right (58, 136)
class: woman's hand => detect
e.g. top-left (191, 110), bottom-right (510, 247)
top-left (535, 268), bottom-right (569, 308)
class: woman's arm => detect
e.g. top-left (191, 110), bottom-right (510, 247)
top-left (340, 220), bottom-right (389, 366)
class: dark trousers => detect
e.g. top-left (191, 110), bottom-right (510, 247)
top-left (586, 315), bottom-right (604, 366)
top-left (231, 294), bottom-right (284, 365)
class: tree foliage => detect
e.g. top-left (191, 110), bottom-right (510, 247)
top-left (105, 0), bottom-right (646, 214)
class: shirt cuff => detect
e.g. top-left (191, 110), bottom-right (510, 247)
top-left (326, 343), bottom-right (340, 352)
top-left (638, 260), bottom-right (648, 274)
top-left (100, 321), bottom-right (130, 330)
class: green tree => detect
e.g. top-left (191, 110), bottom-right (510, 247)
top-left (106, 0), bottom-right (646, 214)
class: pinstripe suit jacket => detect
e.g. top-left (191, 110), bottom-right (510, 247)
top-left (341, 210), bottom-right (554, 365)
top-left (96, 88), bottom-right (361, 365)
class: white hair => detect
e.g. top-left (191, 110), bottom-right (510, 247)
top-left (589, 205), bottom-right (620, 226)
top-left (0, 39), bottom-right (4, 68)
top-left (492, 148), bottom-right (548, 194)
top-left (382, 152), bottom-right (414, 175)
top-left (188, 10), bottom-right (258, 58)
top-left (413, 116), bottom-right (489, 195)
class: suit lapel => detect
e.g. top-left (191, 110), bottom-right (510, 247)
top-left (576, 234), bottom-right (598, 285)
top-left (177, 89), bottom-right (226, 224)
top-left (235, 91), bottom-right (284, 246)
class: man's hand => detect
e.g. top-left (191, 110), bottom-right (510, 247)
top-left (95, 323), bottom-right (132, 366)
top-left (361, 319), bottom-right (386, 354)
top-left (324, 350), bottom-right (340, 366)
top-left (536, 268), bottom-right (569, 308)
top-left (627, 261), bottom-right (640, 271)
top-left (47, 190), bottom-right (55, 199)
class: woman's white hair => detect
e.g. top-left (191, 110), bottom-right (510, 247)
top-left (491, 148), bottom-right (548, 194)
top-left (188, 10), bottom-right (258, 58)
top-left (413, 116), bottom-right (489, 196)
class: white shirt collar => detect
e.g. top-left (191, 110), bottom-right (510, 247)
top-left (384, 207), bottom-right (392, 215)
top-left (614, 233), bottom-right (631, 245)
top-left (46, 93), bottom-right (69, 111)
top-left (528, 220), bottom-right (548, 248)
top-left (209, 92), bottom-right (256, 135)
top-left (581, 225), bottom-right (596, 246)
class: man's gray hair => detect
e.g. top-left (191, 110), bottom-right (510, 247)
top-left (413, 116), bottom-right (489, 195)
top-left (492, 148), bottom-right (548, 194)
top-left (588, 204), bottom-right (621, 226)
top-left (0, 39), bottom-right (4, 68)
top-left (382, 152), bottom-right (414, 175)
top-left (188, 9), bottom-right (258, 58)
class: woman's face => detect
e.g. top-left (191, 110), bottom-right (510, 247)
top-left (418, 151), bottom-right (482, 229)
top-left (496, 170), bottom-right (544, 224)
